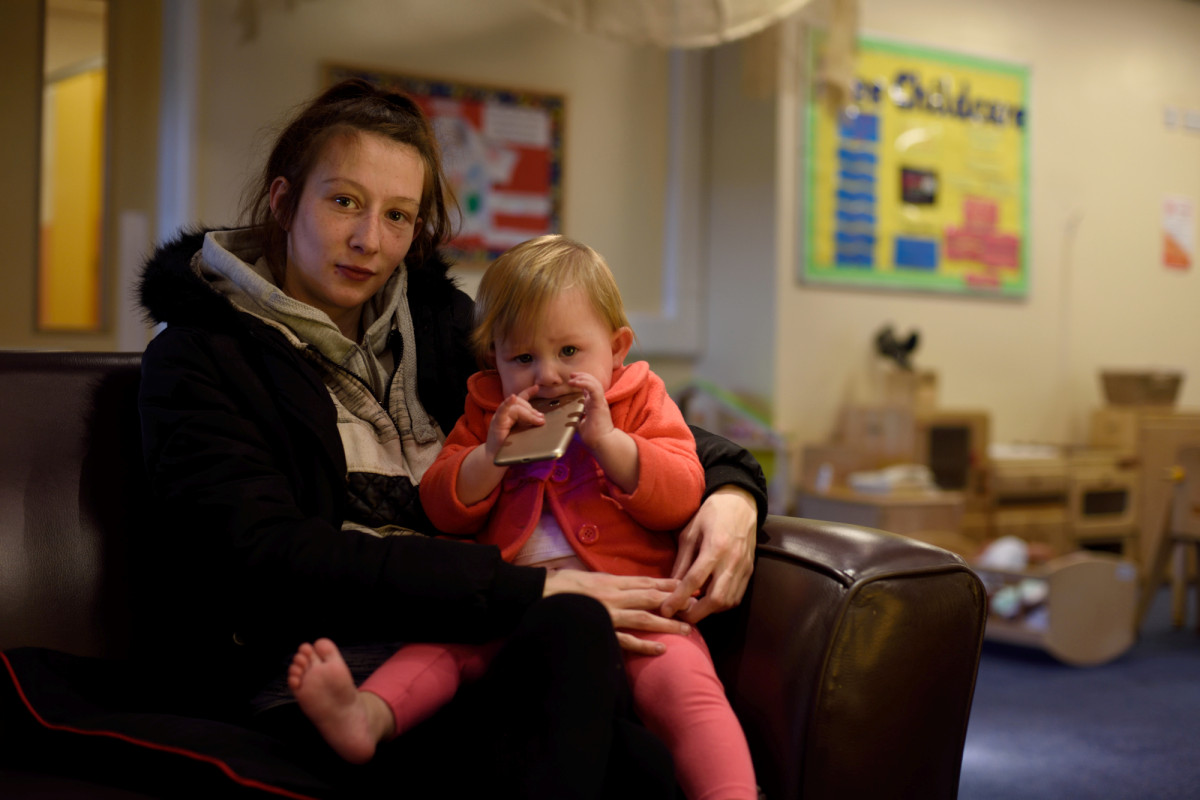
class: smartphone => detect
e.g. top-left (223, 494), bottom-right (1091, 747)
top-left (493, 393), bottom-right (585, 466)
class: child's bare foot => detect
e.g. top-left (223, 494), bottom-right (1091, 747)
top-left (288, 638), bottom-right (392, 764)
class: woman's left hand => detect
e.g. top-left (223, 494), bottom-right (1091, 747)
top-left (543, 568), bottom-right (688, 656)
top-left (661, 485), bottom-right (757, 624)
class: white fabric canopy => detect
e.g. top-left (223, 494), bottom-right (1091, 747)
top-left (525, 0), bottom-right (817, 48)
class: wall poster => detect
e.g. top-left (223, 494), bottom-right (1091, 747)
top-left (1162, 195), bottom-right (1194, 270)
top-left (326, 64), bottom-right (565, 264)
top-left (802, 35), bottom-right (1030, 297)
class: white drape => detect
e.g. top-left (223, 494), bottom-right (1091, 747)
top-left (524, 0), bottom-right (817, 48)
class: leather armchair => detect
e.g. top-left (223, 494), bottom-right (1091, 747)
top-left (0, 350), bottom-right (986, 799)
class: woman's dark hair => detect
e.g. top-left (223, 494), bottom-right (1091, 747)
top-left (241, 78), bottom-right (457, 280)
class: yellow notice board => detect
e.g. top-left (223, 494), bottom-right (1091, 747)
top-left (803, 35), bottom-right (1030, 297)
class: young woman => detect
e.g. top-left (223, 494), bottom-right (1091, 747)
top-left (137, 78), bottom-right (766, 798)
top-left (289, 235), bottom-right (759, 800)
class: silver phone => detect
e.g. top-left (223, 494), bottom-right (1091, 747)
top-left (493, 393), bottom-right (585, 466)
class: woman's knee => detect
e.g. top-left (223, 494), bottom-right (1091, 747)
top-left (518, 594), bottom-right (616, 659)
top-left (525, 592), bottom-right (610, 631)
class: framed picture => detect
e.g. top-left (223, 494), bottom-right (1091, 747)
top-left (325, 64), bottom-right (565, 264)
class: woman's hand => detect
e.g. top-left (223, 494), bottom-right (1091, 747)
top-left (543, 568), bottom-right (690, 656)
top-left (661, 485), bottom-right (757, 624)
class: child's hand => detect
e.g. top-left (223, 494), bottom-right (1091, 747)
top-left (568, 371), bottom-right (638, 493)
top-left (485, 385), bottom-right (542, 461)
top-left (568, 371), bottom-right (614, 449)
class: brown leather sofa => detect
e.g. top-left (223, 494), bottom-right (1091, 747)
top-left (0, 350), bottom-right (986, 799)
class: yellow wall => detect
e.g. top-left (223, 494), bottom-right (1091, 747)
top-left (0, 0), bottom-right (160, 351)
top-left (40, 69), bottom-right (105, 330)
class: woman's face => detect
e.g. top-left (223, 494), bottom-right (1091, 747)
top-left (271, 130), bottom-right (425, 339)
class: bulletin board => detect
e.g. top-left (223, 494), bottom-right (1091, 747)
top-left (325, 64), bottom-right (565, 264)
top-left (801, 35), bottom-right (1030, 297)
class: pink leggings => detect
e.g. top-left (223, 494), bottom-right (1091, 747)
top-left (360, 629), bottom-right (757, 800)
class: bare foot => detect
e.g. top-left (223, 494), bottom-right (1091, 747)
top-left (288, 638), bottom-right (391, 764)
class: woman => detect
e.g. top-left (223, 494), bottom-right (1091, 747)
top-left (137, 78), bottom-right (765, 798)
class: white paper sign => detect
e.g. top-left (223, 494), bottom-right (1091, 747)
top-left (1163, 195), bottom-right (1194, 270)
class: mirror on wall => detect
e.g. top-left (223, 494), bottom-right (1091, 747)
top-left (39, 0), bottom-right (107, 332)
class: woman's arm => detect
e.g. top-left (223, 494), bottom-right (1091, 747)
top-left (660, 426), bottom-right (768, 623)
top-left (138, 326), bottom-right (543, 647)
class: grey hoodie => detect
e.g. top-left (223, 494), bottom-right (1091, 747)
top-left (196, 228), bottom-right (444, 532)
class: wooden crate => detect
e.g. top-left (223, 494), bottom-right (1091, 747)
top-left (797, 486), bottom-right (964, 538)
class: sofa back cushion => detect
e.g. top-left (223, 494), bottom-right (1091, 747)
top-left (0, 351), bottom-right (147, 659)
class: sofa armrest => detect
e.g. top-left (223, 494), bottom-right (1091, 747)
top-left (708, 515), bottom-right (986, 800)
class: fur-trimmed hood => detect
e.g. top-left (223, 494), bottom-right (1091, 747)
top-left (139, 228), bottom-right (237, 330)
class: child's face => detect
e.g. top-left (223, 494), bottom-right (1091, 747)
top-left (494, 286), bottom-right (625, 398)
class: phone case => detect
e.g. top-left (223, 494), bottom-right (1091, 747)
top-left (493, 393), bottom-right (585, 466)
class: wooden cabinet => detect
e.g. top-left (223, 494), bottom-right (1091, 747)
top-left (987, 447), bottom-right (1144, 560)
top-left (1088, 408), bottom-right (1200, 570)
top-left (915, 409), bottom-right (991, 511)
top-left (1066, 451), bottom-right (1138, 545)
top-left (989, 454), bottom-right (1070, 554)
top-left (990, 458), bottom-right (1068, 497)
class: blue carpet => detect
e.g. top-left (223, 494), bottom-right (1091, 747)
top-left (960, 586), bottom-right (1200, 799)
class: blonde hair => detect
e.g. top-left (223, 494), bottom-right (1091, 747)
top-left (472, 234), bottom-right (633, 363)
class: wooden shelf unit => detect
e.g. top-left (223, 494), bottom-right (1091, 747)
top-left (976, 551), bottom-right (1138, 666)
top-left (797, 486), bottom-right (965, 539)
top-left (1088, 407), bottom-right (1200, 570)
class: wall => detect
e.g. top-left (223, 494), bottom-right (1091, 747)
top-left (184, 0), bottom-right (672, 323)
top-left (105, 0), bottom-right (162, 350)
top-left (0, 0), bottom-right (160, 351)
top-left (699, 38), bottom-right (779, 401)
top-left (0, 1), bottom-right (49, 348)
top-left (700, 0), bottom-right (1200, 452)
top-left (3, 0), bottom-right (1198, 457)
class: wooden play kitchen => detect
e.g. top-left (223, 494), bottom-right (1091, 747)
top-left (798, 367), bottom-right (1194, 666)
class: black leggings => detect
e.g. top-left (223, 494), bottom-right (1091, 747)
top-left (257, 594), bottom-right (678, 799)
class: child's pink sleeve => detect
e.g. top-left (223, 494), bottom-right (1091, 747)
top-left (609, 374), bottom-right (705, 531)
